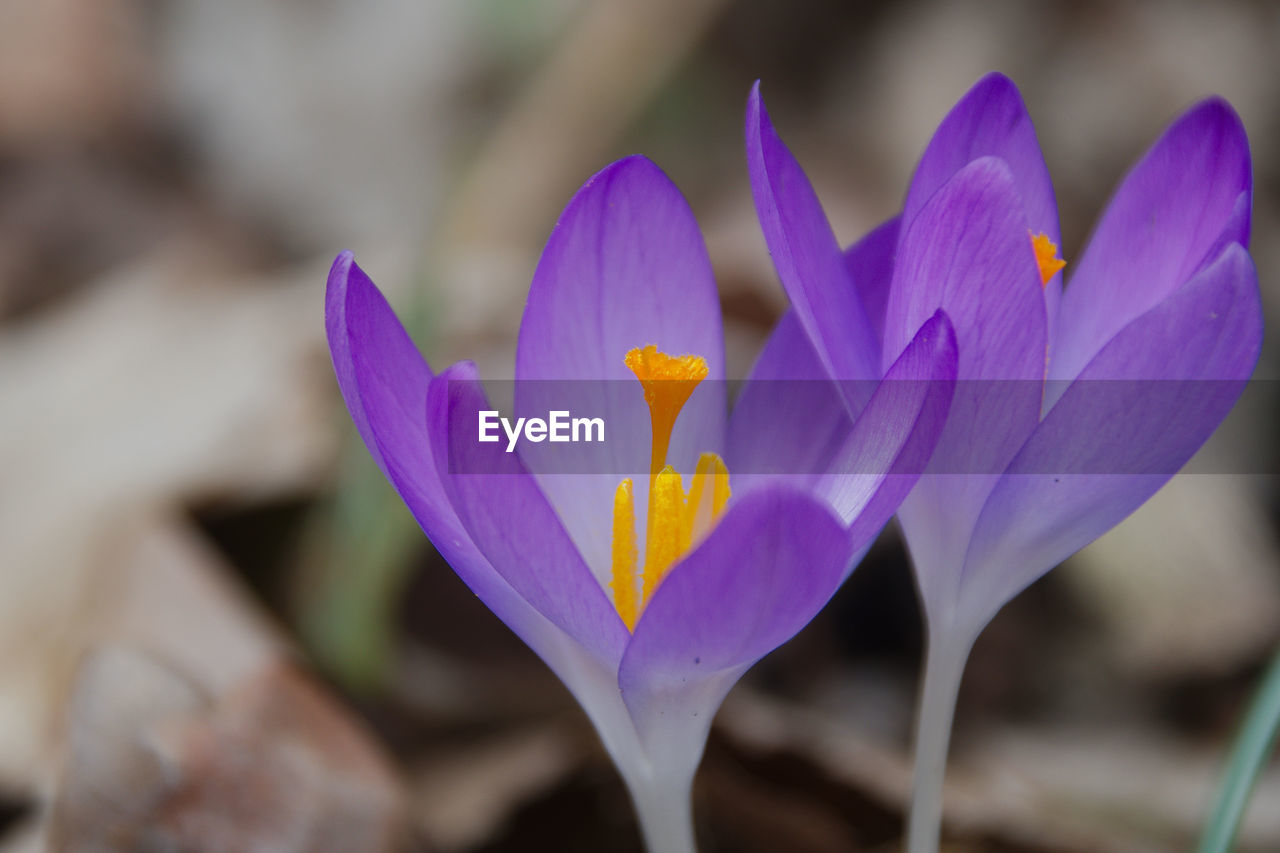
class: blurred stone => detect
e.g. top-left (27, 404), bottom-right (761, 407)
top-left (0, 245), bottom-right (341, 784)
top-left (1066, 473), bottom-right (1280, 680)
top-left (50, 651), bottom-right (409, 853)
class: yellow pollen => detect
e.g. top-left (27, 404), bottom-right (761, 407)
top-left (1030, 231), bottom-right (1066, 286)
top-left (609, 346), bottom-right (729, 631)
top-left (624, 345), bottom-right (709, 478)
top-left (610, 479), bottom-right (639, 630)
top-left (642, 466), bottom-right (688, 601)
top-left (684, 452), bottom-right (730, 544)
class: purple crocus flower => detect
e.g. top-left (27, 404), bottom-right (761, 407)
top-left (326, 155), bottom-right (957, 852)
top-left (747, 74), bottom-right (1262, 851)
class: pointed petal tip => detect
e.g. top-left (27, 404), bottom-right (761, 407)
top-left (921, 309), bottom-right (959, 367)
top-left (972, 70), bottom-right (1020, 95)
top-left (326, 250), bottom-right (355, 299)
top-left (437, 358), bottom-right (481, 384)
top-left (745, 81), bottom-right (774, 140)
top-left (1188, 95), bottom-right (1244, 127)
top-left (588, 153), bottom-right (654, 183)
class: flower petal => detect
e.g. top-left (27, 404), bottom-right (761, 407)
top-left (959, 244), bottom-right (1262, 630)
top-left (901, 73), bottom-right (1061, 333)
top-left (726, 215), bottom-right (905, 493)
top-left (1050, 98), bottom-right (1251, 385)
top-left (726, 310), bottom-right (850, 492)
top-left (428, 361), bottom-right (631, 668)
top-left (326, 252), bottom-right (434, 471)
top-left (816, 311), bottom-right (957, 553)
top-left (844, 215), bottom-right (900, 357)
top-left (885, 158), bottom-right (1048, 622)
top-left (746, 83), bottom-right (880, 398)
top-left (618, 486), bottom-right (849, 767)
top-left (515, 156), bottom-right (727, 577)
top-left (325, 254), bottom-right (617, 684)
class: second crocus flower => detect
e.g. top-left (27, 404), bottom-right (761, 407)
top-left (747, 74), bottom-right (1262, 852)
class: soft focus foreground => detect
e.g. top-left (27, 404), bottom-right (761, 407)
top-left (1, 2), bottom-right (1279, 852)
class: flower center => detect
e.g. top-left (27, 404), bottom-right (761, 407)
top-left (609, 346), bottom-right (730, 630)
top-left (1030, 231), bottom-right (1066, 286)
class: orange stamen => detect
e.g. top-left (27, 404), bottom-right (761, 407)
top-left (1030, 231), bottom-right (1066, 286)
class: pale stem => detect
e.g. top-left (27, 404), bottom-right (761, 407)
top-left (906, 629), bottom-right (974, 853)
top-left (627, 767), bottom-right (698, 853)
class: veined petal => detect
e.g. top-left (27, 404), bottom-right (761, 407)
top-left (618, 487), bottom-right (849, 768)
top-left (816, 311), bottom-right (957, 553)
top-left (325, 254), bottom-right (614, 687)
top-left (959, 244), bottom-right (1262, 630)
top-left (428, 363), bottom-right (631, 669)
top-left (1050, 98), bottom-right (1251, 385)
top-left (885, 157), bottom-right (1046, 381)
top-left (900, 73), bottom-right (1061, 335)
top-left (726, 310), bottom-right (850, 493)
top-left (885, 158), bottom-right (1048, 622)
top-left (515, 156), bottom-right (726, 578)
top-left (746, 83), bottom-right (881, 403)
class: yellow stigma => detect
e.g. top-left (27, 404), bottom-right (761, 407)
top-left (1030, 231), bottom-right (1066, 286)
top-left (624, 345), bottom-right (709, 478)
top-left (608, 346), bottom-right (729, 631)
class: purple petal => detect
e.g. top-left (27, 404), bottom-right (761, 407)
top-left (959, 244), bottom-right (1262, 629)
top-left (618, 486), bottom-right (849, 761)
top-left (746, 83), bottom-right (881, 396)
top-left (1050, 98), bottom-right (1251, 384)
top-left (817, 311), bottom-right (957, 554)
top-left (428, 361), bottom-right (630, 668)
top-left (885, 158), bottom-right (1048, 620)
top-left (326, 252), bottom-right (434, 471)
top-left (515, 156), bottom-right (727, 575)
top-left (726, 310), bottom-right (850, 492)
top-left (844, 215), bottom-right (900, 357)
top-left (325, 254), bottom-right (614, 680)
top-left (901, 73), bottom-right (1061, 333)
top-left (886, 156), bottom-right (1047, 380)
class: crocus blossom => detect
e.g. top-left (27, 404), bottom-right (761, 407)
top-left (326, 155), bottom-right (957, 852)
top-left (747, 74), bottom-right (1262, 852)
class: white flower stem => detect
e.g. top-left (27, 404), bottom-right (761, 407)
top-left (906, 629), bottom-right (974, 853)
top-left (627, 769), bottom-right (698, 853)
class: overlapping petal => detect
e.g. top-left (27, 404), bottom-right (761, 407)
top-left (326, 255), bottom-right (602, 683)
top-left (726, 310), bottom-right (848, 493)
top-left (960, 244), bottom-right (1262, 629)
top-left (428, 361), bottom-right (631, 668)
top-left (746, 84), bottom-right (880, 402)
top-left (1050, 98), bottom-right (1251, 385)
top-left (886, 158), bottom-right (1047, 616)
top-left (618, 486), bottom-right (849, 765)
top-left (899, 73), bottom-right (1061, 334)
top-left (817, 311), bottom-right (957, 552)
top-left (844, 215), bottom-right (900, 355)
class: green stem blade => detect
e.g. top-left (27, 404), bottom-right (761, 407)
top-left (1197, 644), bottom-right (1280, 853)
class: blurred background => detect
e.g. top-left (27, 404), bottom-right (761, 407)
top-left (0, 0), bottom-right (1278, 850)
